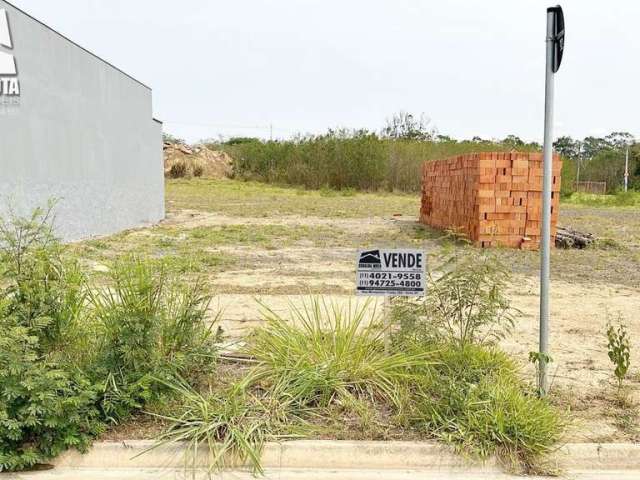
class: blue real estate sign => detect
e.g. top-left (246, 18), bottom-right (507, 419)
top-left (356, 249), bottom-right (426, 296)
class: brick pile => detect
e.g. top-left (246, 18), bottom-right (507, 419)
top-left (419, 152), bottom-right (562, 249)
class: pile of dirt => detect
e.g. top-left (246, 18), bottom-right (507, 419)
top-left (164, 142), bottom-right (234, 179)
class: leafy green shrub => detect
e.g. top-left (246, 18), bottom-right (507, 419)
top-left (0, 206), bottom-right (102, 471)
top-left (393, 250), bottom-right (518, 348)
top-left (0, 319), bottom-right (104, 471)
top-left (0, 205), bottom-right (87, 357)
top-left (606, 320), bottom-right (631, 390)
top-left (89, 256), bottom-right (218, 422)
top-left (0, 207), bottom-right (221, 470)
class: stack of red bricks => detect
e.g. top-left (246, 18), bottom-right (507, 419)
top-left (420, 152), bottom-right (562, 249)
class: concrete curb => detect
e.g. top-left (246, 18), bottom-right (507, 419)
top-left (51, 441), bottom-right (640, 472)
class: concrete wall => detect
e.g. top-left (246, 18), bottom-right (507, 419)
top-left (0, 1), bottom-right (164, 241)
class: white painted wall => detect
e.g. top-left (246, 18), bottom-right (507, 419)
top-left (0, 0), bottom-right (163, 241)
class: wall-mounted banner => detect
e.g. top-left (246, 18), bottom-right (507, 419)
top-left (0, 8), bottom-right (20, 96)
top-left (356, 249), bottom-right (426, 297)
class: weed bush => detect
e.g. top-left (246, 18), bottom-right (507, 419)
top-left (392, 250), bottom-right (562, 472)
top-left (393, 250), bottom-right (518, 348)
top-left (89, 256), bottom-right (218, 422)
top-left (168, 161), bottom-right (189, 179)
top-left (606, 319), bottom-right (631, 390)
top-left (0, 207), bottom-right (220, 471)
top-left (0, 207), bottom-right (102, 471)
top-left (192, 162), bottom-right (204, 178)
top-left (410, 344), bottom-right (564, 473)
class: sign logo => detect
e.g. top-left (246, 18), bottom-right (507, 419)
top-left (358, 250), bottom-right (382, 269)
top-left (0, 8), bottom-right (20, 96)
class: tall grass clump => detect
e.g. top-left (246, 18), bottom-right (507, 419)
top-left (147, 380), bottom-right (289, 475)
top-left (153, 299), bottom-right (433, 472)
top-left (154, 287), bottom-right (564, 474)
top-left (411, 344), bottom-right (564, 473)
top-left (246, 299), bottom-right (431, 408)
top-left (89, 256), bottom-right (219, 422)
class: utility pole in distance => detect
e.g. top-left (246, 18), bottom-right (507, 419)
top-left (539, 5), bottom-right (565, 397)
top-left (624, 143), bottom-right (630, 192)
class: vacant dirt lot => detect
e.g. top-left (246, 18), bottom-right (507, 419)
top-left (75, 179), bottom-right (640, 442)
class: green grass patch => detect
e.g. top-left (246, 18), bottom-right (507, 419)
top-left (562, 191), bottom-right (640, 207)
top-left (166, 179), bottom-right (420, 218)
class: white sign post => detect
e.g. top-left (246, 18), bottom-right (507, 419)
top-left (356, 249), bottom-right (426, 352)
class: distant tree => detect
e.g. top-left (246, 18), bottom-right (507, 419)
top-left (501, 135), bottom-right (525, 149)
top-left (224, 137), bottom-right (261, 146)
top-left (582, 136), bottom-right (612, 159)
top-left (604, 132), bottom-right (634, 151)
top-left (382, 111), bottom-right (435, 141)
top-left (163, 132), bottom-right (185, 144)
top-left (582, 149), bottom-right (626, 192)
top-left (435, 135), bottom-right (455, 143)
top-left (554, 136), bottom-right (581, 160)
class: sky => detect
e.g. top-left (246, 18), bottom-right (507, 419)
top-left (9, 0), bottom-right (640, 143)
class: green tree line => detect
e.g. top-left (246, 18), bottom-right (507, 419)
top-left (194, 113), bottom-right (637, 195)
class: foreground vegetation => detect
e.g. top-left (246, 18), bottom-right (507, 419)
top-left (0, 206), bottom-right (565, 474)
top-left (0, 207), bottom-right (218, 471)
top-left (151, 286), bottom-right (563, 475)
